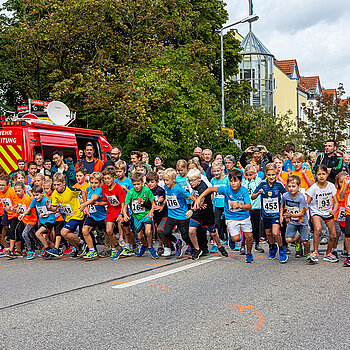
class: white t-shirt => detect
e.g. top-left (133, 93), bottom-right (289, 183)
top-left (305, 182), bottom-right (336, 217)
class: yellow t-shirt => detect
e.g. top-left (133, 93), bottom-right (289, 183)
top-left (51, 187), bottom-right (84, 221)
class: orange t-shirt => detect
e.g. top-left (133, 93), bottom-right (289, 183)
top-left (0, 187), bottom-right (19, 219)
top-left (334, 192), bottom-right (346, 226)
top-left (18, 194), bottom-right (37, 225)
top-left (340, 182), bottom-right (350, 215)
top-left (73, 182), bottom-right (89, 202)
top-left (278, 171), bottom-right (288, 185)
top-left (290, 169), bottom-right (314, 192)
top-left (47, 193), bottom-right (64, 222)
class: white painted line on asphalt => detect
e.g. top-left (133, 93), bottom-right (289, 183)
top-left (112, 257), bottom-right (222, 289)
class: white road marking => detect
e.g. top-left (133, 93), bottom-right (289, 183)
top-left (112, 257), bottom-right (222, 289)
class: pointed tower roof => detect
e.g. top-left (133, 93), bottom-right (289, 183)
top-left (240, 31), bottom-right (273, 57)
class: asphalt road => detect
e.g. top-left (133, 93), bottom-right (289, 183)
top-left (0, 240), bottom-right (349, 350)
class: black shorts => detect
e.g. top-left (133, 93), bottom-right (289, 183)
top-left (42, 221), bottom-right (55, 233)
top-left (84, 217), bottom-right (106, 231)
top-left (344, 215), bottom-right (350, 238)
top-left (54, 221), bottom-right (64, 237)
top-left (312, 214), bottom-right (334, 222)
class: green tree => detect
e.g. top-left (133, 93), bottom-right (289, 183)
top-left (298, 84), bottom-right (350, 153)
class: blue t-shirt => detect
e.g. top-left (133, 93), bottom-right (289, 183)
top-left (283, 159), bottom-right (294, 172)
top-left (210, 176), bottom-right (229, 208)
top-left (164, 184), bottom-right (190, 220)
top-left (29, 196), bottom-right (55, 225)
top-left (87, 186), bottom-right (106, 221)
top-left (176, 174), bottom-right (191, 205)
top-left (254, 180), bottom-right (286, 219)
top-left (115, 177), bottom-right (133, 192)
top-left (217, 185), bottom-right (251, 221)
top-left (281, 192), bottom-right (308, 225)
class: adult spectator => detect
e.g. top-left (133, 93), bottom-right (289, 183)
top-left (128, 150), bottom-right (142, 177)
top-left (78, 143), bottom-right (103, 174)
top-left (154, 155), bottom-right (164, 170)
top-left (141, 152), bottom-right (153, 173)
top-left (202, 149), bottom-right (212, 172)
top-left (43, 159), bottom-right (52, 178)
top-left (224, 155), bottom-right (242, 174)
top-left (34, 153), bottom-right (45, 174)
top-left (312, 139), bottom-right (343, 184)
top-left (9, 158), bottom-right (26, 185)
top-left (193, 147), bottom-right (202, 158)
top-left (240, 144), bottom-right (272, 173)
top-left (335, 150), bottom-right (348, 173)
top-left (52, 150), bottom-right (76, 187)
top-left (101, 146), bottom-right (122, 171)
top-left (343, 153), bottom-right (350, 174)
top-left (282, 142), bottom-right (295, 172)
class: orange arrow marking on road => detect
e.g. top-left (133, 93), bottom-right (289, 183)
top-left (228, 304), bottom-right (263, 329)
top-left (108, 281), bottom-right (168, 291)
top-left (146, 261), bottom-right (169, 267)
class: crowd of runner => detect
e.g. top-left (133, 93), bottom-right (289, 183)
top-left (0, 140), bottom-right (350, 267)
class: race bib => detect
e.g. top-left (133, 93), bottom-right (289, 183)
top-left (166, 195), bottom-right (180, 209)
top-left (154, 195), bottom-right (160, 206)
top-left (248, 187), bottom-right (254, 196)
top-left (228, 200), bottom-right (244, 212)
top-left (317, 195), bottom-right (332, 211)
top-left (18, 204), bottom-right (27, 213)
top-left (131, 200), bottom-right (145, 214)
top-left (36, 205), bottom-right (48, 215)
top-left (286, 205), bottom-right (300, 221)
top-left (89, 204), bottom-right (97, 213)
top-left (1, 198), bottom-right (12, 207)
top-left (105, 195), bottom-right (120, 207)
top-left (263, 197), bottom-right (279, 214)
top-left (60, 204), bottom-right (74, 216)
top-left (214, 192), bottom-right (225, 199)
top-left (337, 207), bottom-right (346, 222)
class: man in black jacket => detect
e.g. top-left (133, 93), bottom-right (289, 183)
top-left (312, 140), bottom-right (343, 184)
top-left (239, 144), bottom-right (273, 173)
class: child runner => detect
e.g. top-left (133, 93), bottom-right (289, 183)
top-left (160, 168), bottom-right (196, 258)
top-left (251, 163), bottom-right (288, 263)
top-left (242, 164), bottom-right (264, 253)
top-left (115, 160), bottom-right (137, 257)
top-left (187, 168), bottom-right (228, 259)
top-left (47, 173), bottom-right (87, 258)
top-left (79, 172), bottom-right (107, 260)
top-left (122, 172), bottom-right (158, 259)
top-left (194, 169), bottom-right (254, 263)
top-left (290, 153), bottom-right (315, 192)
top-left (0, 175), bottom-right (20, 258)
top-left (210, 160), bottom-right (229, 251)
top-left (146, 171), bottom-right (167, 256)
top-left (280, 175), bottom-right (310, 260)
top-left (15, 182), bottom-right (37, 260)
top-left (101, 166), bottom-right (126, 260)
top-left (306, 164), bottom-right (338, 263)
top-left (334, 172), bottom-right (347, 259)
top-left (338, 172), bottom-right (350, 266)
top-left (273, 155), bottom-right (288, 185)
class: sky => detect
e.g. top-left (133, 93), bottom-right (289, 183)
top-left (225, 0), bottom-right (350, 95)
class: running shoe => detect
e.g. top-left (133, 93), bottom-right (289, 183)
top-left (26, 251), bottom-right (35, 260)
top-left (255, 245), bottom-right (264, 253)
top-left (162, 247), bottom-right (172, 257)
top-left (110, 248), bottom-right (123, 260)
top-left (341, 250), bottom-right (348, 258)
top-left (98, 249), bottom-right (111, 258)
top-left (184, 246), bottom-right (192, 255)
top-left (137, 245), bottom-right (147, 257)
top-left (210, 245), bottom-right (218, 253)
top-left (295, 241), bottom-right (302, 258)
top-left (13, 251), bottom-right (23, 258)
top-left (323, 253), bottom-right (339, 263)
top-left (201, 247), bottom-right (209, 256)
top-left (63, 246), bottom-right (73, 255)
top-left (46, 248), bottom-right (60, 258)
top-left (175, 239), bottom-right (184, 258)
top-left (331, 250), bottom-right (339, 259)
top-left (77, 243), bottom-right (87, 258)
top-left (148, 247), bottom-right (159, 259)
top-left (0, 248), bottom-right (9, 258)
top-left (192, 249), bottom-right (202, 260)
top-left (157, 247), bottom-right (164, 256)
top-left (218, 246), bottom-right (228, 257)
top-left (306, 253), bottom-right (313, 263)
top-left (42, 250), bottom-right (51, 259)
top-left (6, 250), bottom-right (15, 259)
top-left (83, 250), bottom-right (98, 260)
top-left (245, 253), bottom-right (254, 263)
top-left (121, 247), bottom-right (134, 257)
top-left (343, 257), bottom-right (350, 267)
top-left (240, 246), bottom-right (246, 255)
top-left (228, 239), bottom-right (236, 250)
top-left (308, 251), bottom-right (319, 263)
top-left (268, 247), bottom-right (278, 260)
top-left (38, 248), bottom-right (45, 257)
top-left (279, 249), bottom-right (288, 263)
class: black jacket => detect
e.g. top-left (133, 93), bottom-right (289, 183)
top-left (312, 153), bottom-right (343, 183)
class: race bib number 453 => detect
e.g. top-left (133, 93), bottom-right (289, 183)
top-left (263, 197), bottom-right (279, 214)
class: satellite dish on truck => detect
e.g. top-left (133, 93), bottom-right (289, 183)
top-left (47, 101), bottom-right (75, 126)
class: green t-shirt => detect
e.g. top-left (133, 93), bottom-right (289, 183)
top-left (125, 186), bottom-right (154, 220)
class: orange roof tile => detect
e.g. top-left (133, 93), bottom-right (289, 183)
top-left (322, 88), bottom-right (336, 99)
top-left (300, 76), bottom-right (320, 90)
top-left (274, 59), bottom-right (297, 75)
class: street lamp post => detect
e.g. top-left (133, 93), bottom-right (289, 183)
top-left (221, 14), bottom-right (259, 127)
